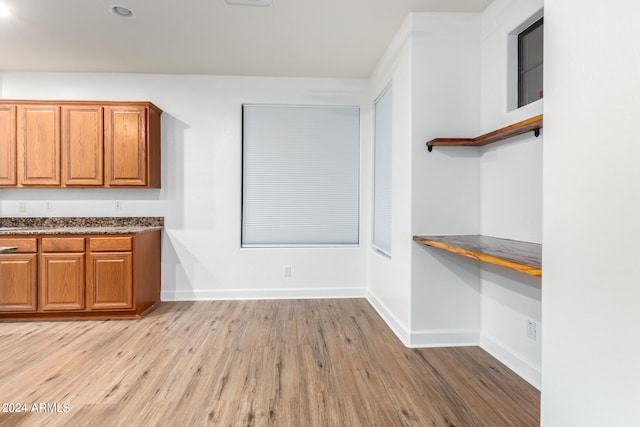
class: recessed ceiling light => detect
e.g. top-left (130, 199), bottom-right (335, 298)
top-left (110, 5), bottom-right (135, 17)
top-left (0, 4), bottom-right (11, 17)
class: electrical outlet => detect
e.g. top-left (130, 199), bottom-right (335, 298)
top-left (115, 201), bottom-right (122, 212)
top-left (526, 320), bottom-right (537, 341)
top-left (283, 265), bottom-right (292, 277)
top-left (46, 202), bottom-right (53, 213)
top-left (18, 202), bottom-right (26, 213)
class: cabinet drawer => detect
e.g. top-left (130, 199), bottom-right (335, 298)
top-left (42, 237), bottom-right (85, 252)
top-left (0, 238), bottom-right (37, 253)
top-left (89, 237), bottom-right (132, 252)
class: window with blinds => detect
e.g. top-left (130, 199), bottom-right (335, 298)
top-left (242, 104), bottom-right (360, 247)
top-left (373, 85), bottom-right (392, 256)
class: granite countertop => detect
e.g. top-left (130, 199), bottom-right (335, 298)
top-left (0, 217), bottom-right (164, 236)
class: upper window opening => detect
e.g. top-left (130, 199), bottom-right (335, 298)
top-left (518, 17), bottom-right (544, 108)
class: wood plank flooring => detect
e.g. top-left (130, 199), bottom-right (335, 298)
top-left (0, 299), bottom-right (540, 426)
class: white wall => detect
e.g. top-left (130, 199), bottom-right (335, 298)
top-left (542, 1), bottom-right (640, 425)
top-left (1, 72), bottom-right (370, 301)
top-left (475, 0), bottom-right (544, 389)
top-left (368, 13), bottom-right (484, 347)
top-left (367, 18), bottom-right (414, 343)
top-left (410, 13), bottom-right (483, 347)
top-left (368, 3), bottom-right (544, 385)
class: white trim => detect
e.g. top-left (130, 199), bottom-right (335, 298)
top-left (161, 287), bottom-right (366, 302)
top-left (480, 331), bottom-right (541, 390)
top-left (370, 16), bottom-right (411, 93)
top-left (365, 291), bottom-right (480, 349)
top-left (372, 82), bottom-right (393, 257)
top-left (365, 290), bottom-right (411, 346)
top-left (408, 329), bottom-right (480, 348)
top-left (371, 245), bottom-right (391, 259)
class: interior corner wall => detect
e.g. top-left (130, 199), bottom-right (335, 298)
top-left (542, 0), bottom-right (640, 424)
top-left (367, 17), bottom-right (414, 344)
top-left (1, 72), bottom-right (370, 301)
top-left (477, 0), bottom-right (543, 389)
top-left (409, 13), bottom-right (482, 347)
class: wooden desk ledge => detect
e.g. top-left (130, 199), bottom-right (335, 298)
top-left (413, 235), bottom-right (542, 278)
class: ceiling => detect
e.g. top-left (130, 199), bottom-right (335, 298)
top-left (0, 0), bottom-right (493, 78)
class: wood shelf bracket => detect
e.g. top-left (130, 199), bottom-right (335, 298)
top-left (426, 114), bottom-right (543, 152)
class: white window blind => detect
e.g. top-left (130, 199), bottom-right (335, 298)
top-left (242, 104), bottom-right (360, 247)
top-left (373, 85), bottom-right (392, 256)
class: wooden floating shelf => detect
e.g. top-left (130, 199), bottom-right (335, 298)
top-left (413, 235), bottom-right (542, 277)
top-left (426, 114), bottom-right (543, 152)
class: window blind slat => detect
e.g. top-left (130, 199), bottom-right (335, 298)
top-left (242, 105), bottom-right (360, 246)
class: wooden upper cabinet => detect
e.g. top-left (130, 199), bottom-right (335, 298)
top-left (105, 105), bottom-right (161, 188)
top-left (0, 100), bottom-right (161, 189)
top-left (17, 105), bottom-right (61, 186)
top-left (62, 106), bottom-right (104, 186)
top-left (0, 105), bottom-right (17, 186)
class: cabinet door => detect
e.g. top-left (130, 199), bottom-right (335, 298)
top-left (0, 105), bottom-right (17, 186)
top-left (62, 106), bottom-right (103, 186)
top-left (104, 106), bottom-right (147, 187)
top-left (0, 254), bottom-right (37, 311)
top-left (87, 252), bottom-right (133, 310)
top-left (17, 105), bottom-right (61, 186)
top-left (40, 253), bottom-right (85, 311)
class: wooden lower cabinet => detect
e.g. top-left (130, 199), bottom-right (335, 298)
top-left (0, 254), bottom-right (38, 311)
top-left (87, 252), bottom-right (133, 310)
top-left (0, 229), bottom-right (161, 320)
top-left (40, 253), bottom-right (85, 311)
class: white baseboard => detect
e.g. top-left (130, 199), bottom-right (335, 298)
top-left (365, 290), bottom-right (411, 346)
top-left (408, 329), bottom-right (479, 348)
top-left (161, 287), bottom-right (367, 302)
top-left (366, 290), bottom-right (480, 348)
top-left (480, 332), bottom-right (541, 390)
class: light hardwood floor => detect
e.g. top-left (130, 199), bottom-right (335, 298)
top-left (0, 299), bottom-right (540, 426)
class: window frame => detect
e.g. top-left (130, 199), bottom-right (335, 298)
top-left (517, 17), bottom-right (544, 108)
top-left (241, 103), bottom-right (361, 248)
top-left (372, 84), bottom-right (392, 257)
